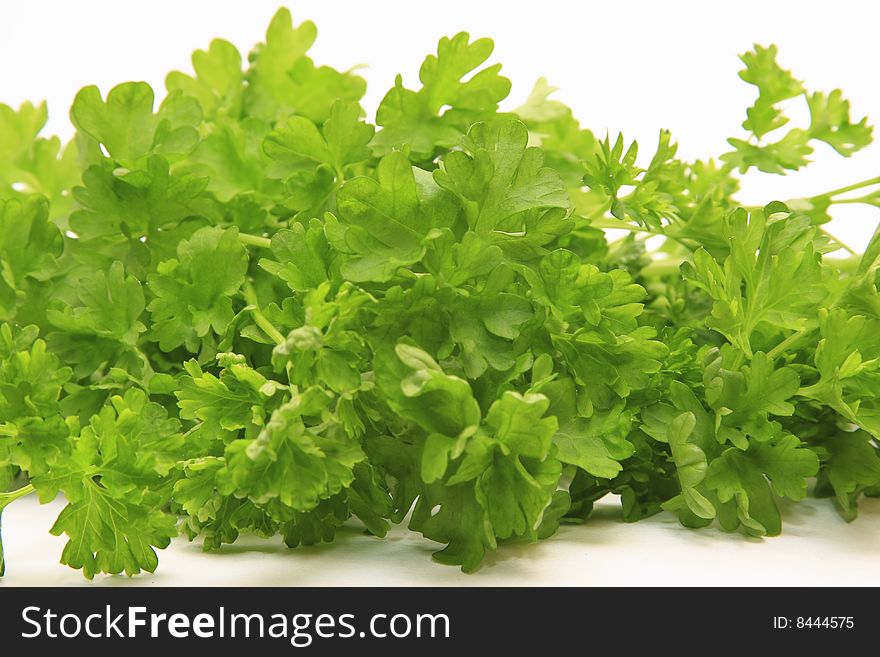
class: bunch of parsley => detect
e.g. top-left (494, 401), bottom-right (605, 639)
top-left (1, 9), bottom-right (879, 578)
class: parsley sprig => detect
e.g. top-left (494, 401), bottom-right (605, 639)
top-left (1, 9), bottom-right (879, 577)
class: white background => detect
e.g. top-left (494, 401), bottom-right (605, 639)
top-left (1, 1), bottom-right (879, 585)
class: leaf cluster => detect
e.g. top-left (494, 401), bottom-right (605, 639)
top-left (1, 9), bottom-right (878, 577)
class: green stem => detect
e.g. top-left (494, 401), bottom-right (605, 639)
top-left (588, 219), bottom-right (657, 235)
top-left (812, 176), bottom-right (880, 201)
top-left (242, 282), bottom-right (285, 346)
top-left (820, 227), bottom-right (857, 255)
top-left (0, 483), bottom-right (35, 578)
top-left (830, 196), bottom-right (877, 206)
top-left (607, 231), bottom-right (648, 248)
top-left (766, 328), bottom-right (811, 361)
top-left (237, 232), bottom-right (273, 249)
top-left (0, 483), bottom-right (35, 507)
top-left (639, 258), bottom-right (685, 278)
top-left (589, 217), bottom-right (714, 254)
top-left (828, 253), bottom-right (863, 273)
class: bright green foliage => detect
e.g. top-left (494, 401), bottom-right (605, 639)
top-left (723, 44), bottom-right (872, 173)
top-left (46, 261), bottom-right (146, 377)
top-left (265, 100), bottom-right (374, 175)
top-left (682, 206), bottom-right (829, 356)
top-left (326, 150), bottom-right (458, 282)
top-left (0, 324), bottom-right (71, 477)
top-left (35, 389), bottom-right (182, 579)
top-left (244, 8), bottom-right (364, 124)
top-left (0, 101), bottom-right (78, 217)
top-left (222, 397), bottom-right (365, 511)
top-left (147, 226), bottom-right (248, 353)
top-left (72, 83), bottom-right (202, 164)
top-left (1, 10), bottom-right (879, 578)
top-left (175, 354), bottom-right (283, 440)
top-left (434, 120), bottom-right (570, 249)
top-left (373, 32), bottom-right (511, 160)
top-left (166, 39), bottom-right (244, 120)
top-left (0, 196), bottom-right (63, 320)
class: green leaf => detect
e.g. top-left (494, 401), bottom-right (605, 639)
top-left (553, 405), bottom-right (634, 479)
top-left (45, 262), bottom-right (146, 377)
top-left (244, 8), bottom-right (365, 123)
top-left (702, 351), bottom-right (800, 446)
top-left (0, 101), bottom-right (80, 213)
top-left (807, 90), bottom-right (873, 156)
top-left (147, 226), bottom-right (248, 352)
top-left (222, 396), bottom-right (365, 512)
top-left (68, 155), bottom-right (215, 270)
top-left (666, 412), bottom-right (715, 520)
top-left (434, 119), bottom-right (570, 238)
top-left (706, 436), bottom-right (818, 536)
top-left (47, 261), bottom-right (144, 345)
top-left (479, 450), bottom-right (559, 540)
top-left (176, 355), bottom-right (281, 439)
top-left (184, 118), bottom-right (275, 202)
top-left (373, 32), bottom-right (510, 158)
top-left (71, 83), bottom-right (201, 163)
top-left (327, 152), bottom-right (458, 282)
top-left (723, 45), bottom-right (871, 172)
top-left (0, 325), bottom-right (72, 478)
top-left (802, 309), bottom-right (880, 437)
top-left (376, 343), bottom-right (481, 440)
top-left (259, 219), bottom-right (330, 292)
top-left (0, 196), bottom-right (62, 297)
top-left (738, 45), bottom-right (804, 139)
top-left (816, 431), bottom-right (880, 520)
top-left (173, 457), bottom-right (272, 549)
top-left (166, 38), bottom-right (243, 119)
top-left (264, 100), bottom-right (375, 174)
top-left (49, 479), bottom-right (176, 579)
top-left (683, 206), bottom-right (827, 355)
top-left (485, 391), bottom-right (557, 459)
top-left (410, 479), bottom-right (494, 572)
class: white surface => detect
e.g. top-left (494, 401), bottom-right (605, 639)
top-left (2, 494), bottom-right (879, 586)
top-left (2, 2), bottom-right (880, 586)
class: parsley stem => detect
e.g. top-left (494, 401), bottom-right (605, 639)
top-left (767, 329), bottom-right (811, 360)
top-left (820, 227), bottom-right (857, 255)
top-left (588, 219), bottom-right (656, 235)
top-left (830, 196), bottom-right (876, 206)
top-left (237, 232), bottom-right (273, 249)
top-left (242, 282), bottom-right (286, 346)
top-left (0, 483), bottom-right (35, 578)
top-left (813, 175), bottom-right (880, 200)
top-left (0, 483), bottom-right (35, 507)
top-left (639, 258), bottom-right (684, 277)
top-left (589, 217), bottom-right (705, 251)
